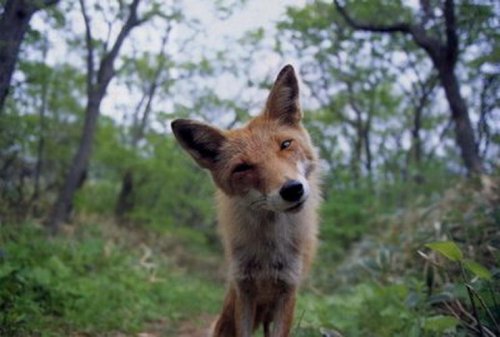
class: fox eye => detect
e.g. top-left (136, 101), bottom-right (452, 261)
top-left (280, 139), bottom-right (293, 150)
top-left (232, 162), bottom-right (253, 174)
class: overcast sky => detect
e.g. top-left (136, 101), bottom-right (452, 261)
top-left (24, 0), bottom-right (497, 166)
top-left (30, 0), bottom-right (307, 125)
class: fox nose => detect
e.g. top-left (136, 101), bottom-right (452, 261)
top-left (279, 180), bottom-right (304, 202)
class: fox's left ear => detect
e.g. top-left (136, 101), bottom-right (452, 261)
top-left (265, 64), bottom-right (301, 125)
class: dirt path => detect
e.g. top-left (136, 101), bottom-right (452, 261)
top-left (132, 314), bottom-right (214, 337)
top-left (175, 314), bottom-right (215, 337)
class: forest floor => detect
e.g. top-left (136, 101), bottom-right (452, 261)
top-left (175, 314), bottom-right (215, 337)
top-left (0, 176), bottom-right (498, 337)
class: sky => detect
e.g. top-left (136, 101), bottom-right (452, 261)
top-left (25, 0), bottom-right (440, 159)
top-left (30, 0), bottom-right (307, 125)
top-left (25, 0), bottom-right (497, 165)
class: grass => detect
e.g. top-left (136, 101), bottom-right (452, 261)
top-left (2, 220), bottom-right (415, 337)
top-left (0, 221), bottom-right (223, 336)
top-left (1, 177), bottom-right (498, 336)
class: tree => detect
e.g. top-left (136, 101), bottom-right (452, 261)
top-left (31, 33), bottom-right (50, 213)
top-left (277, 3), bottom-right (404, 187)
top-left (333, 0), bottom-right (484, 175)
top-left (46, 0), bottom-right (151, 233)
top-left (399, 61), bottom-right (439, 184)
top-left (115, 28), bottom-right (172, 218)
top-left (0, 0), bottom-right (59, 113)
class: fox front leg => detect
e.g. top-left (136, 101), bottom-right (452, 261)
top-left (270, 286), bottom-right (296, 337)
top-left (235, 280), bottom-right (257, 337)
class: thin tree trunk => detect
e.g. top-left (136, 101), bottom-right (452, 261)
top-left (114, 83), bottom-right (156, 218)
top-left (0, 0), bottom-right (58, 113)
top-left (47, 98), bottom-right (100, 231)
top-left (334, 0), bottom-right (484, 175)
top-left (31, 34), bottom-right (49, 214)
top-left (362, 125), bottom-right (372, 183)
top-left (350, 104), bottom-right (363, 186)
top-left (352, 131), bottom-right (362, 186)
top-left (477, 74), bottom-right (495, 158)
top-left (46, 0), bottom-right (145, 233)
top-left (412, 99), bottom-right (423, 167)
top-left (115, 29), bottom-right (171, 218)
top-left (33, 88), bottom-right (47, 208)
top-left (411, 101), bottom-right (424, 184)
top-left (409, 82), bottom-right (429, 184)
top-left (438, 65), bottom-right (483, 174)
top-left (364, 88), bottom-right (374, 186)
top-left (115, 169), bottom-right (134, 217)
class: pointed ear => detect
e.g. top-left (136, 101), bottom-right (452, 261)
top-left (265, 64), bottom-right (301, 125)
top-left (171, 119), bottom-right (226, 169)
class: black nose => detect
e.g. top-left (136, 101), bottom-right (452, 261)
top-left (279, 180), bottom-right (304, 202)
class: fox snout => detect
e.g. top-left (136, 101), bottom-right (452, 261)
top-left (280, 180), bottom-right (304, 202)
top-left (278, 179), bottom-right (309, 212)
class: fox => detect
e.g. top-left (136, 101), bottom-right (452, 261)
top-left (171, 65), bottom-right (320, 337)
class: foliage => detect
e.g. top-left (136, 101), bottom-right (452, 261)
top-left (0, 222), bottom-right (223, 336)
top-left (75, 122), bottom-right (216, 233)
top-left (305, 177), bottom-right (500, 337)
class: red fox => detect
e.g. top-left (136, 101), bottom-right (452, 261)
top-left (171, 65), bottom-right (320, 337)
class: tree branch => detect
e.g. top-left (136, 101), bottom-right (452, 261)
top-left (78, 0), bottom-right (95, 94)
top-left (34, 0), bottom-right (60, 9)
top-left (134, 24), bottom-right (172, 143)
top-left (334, 0), bottom-right (411, 33)
top-left (333, 0), bottom-right (443, 64)
top-left (346, 82), bottom-right (363, 121)
top-left (97, 0), bottom-right (144, 90)
top-left (443, 0), bottom-right (458, 65)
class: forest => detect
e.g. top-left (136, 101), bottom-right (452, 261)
top-left (0, 0), bottom-right (498, 336)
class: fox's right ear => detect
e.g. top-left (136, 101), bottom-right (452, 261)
top-left (171, 119), bottom-right (226, 169)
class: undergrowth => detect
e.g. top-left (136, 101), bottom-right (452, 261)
top-left (297, 176), bottom-right (500, 336)
top-left (0, 221), bottom-right (223, 336)
top-left (0, 177), bottom-right (498, 336)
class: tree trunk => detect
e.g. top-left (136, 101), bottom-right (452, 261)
top-left (411, 103), bottom-right (425, 184)
top-left (351, 112), bottom-right (363, 186)
top-left (437, 65), bottom-right (483, 174)
top-left (114, 83), bottom-right (157, 218)
top-left (333, 0), bottom-right (484, 175)
top-left (31, 34), bottom-right (49, 215)
top-left (115, 170), bottom-right (134, 217)
top-left (0, 0), bottom-right (58, 113)
top-left (46, 97), bottom-right (100, 233)
top-left (45, 0), bottom-right (144, 233)
top-left (412, 101), bottom-right (422, 167)
top-left (0, 1), bottom-right (37, 112)
top-left (114, 29), bottom-right (170, 219)
top-left (362, 125), bottom-right (373, 185)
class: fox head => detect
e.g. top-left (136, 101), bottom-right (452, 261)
top-left (171, 65), bottom-right (317, 213)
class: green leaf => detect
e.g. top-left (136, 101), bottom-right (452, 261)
top-left (464, 259), bottom-right (492, 280)
top-left (423, 315), bottom-right (459, 332)
top-left (425, 241), bottom-right (463, 262)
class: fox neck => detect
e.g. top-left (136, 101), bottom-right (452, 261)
top-left (215, 188), bottom-right (319, 249)
top-left (215, 189), bottom-right (305, 284)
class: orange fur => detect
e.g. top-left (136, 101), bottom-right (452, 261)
top-left (172, 65), bottom-right (320, 337)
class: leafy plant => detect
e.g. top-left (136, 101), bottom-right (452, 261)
top-left (425, 240), bottom-right (499, 336)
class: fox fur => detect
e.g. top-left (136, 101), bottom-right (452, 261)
top-left (171, 65), bottom-right (320, 337)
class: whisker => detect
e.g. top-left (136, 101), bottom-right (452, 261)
top-left (250, 197), bottom-right (267, 207)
